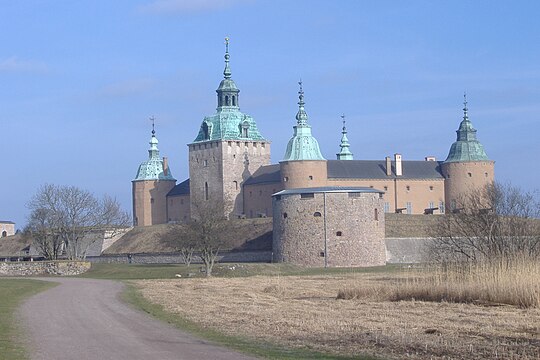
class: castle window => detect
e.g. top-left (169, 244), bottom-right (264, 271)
top-left (468, 172), bottom-right (472, 177)
top-left (384, 186), bottom-right (388, 191)
top-left (228, 141), bottom-right (232, 147)
top-left (439, 201), bottom-right (445, 214)
top-left (374, 208), bottom-right (379, 221)
top-left (309, 175), bottom-right (313, 180)
top-left (150, 198), bottom-right (154, 204)
top-left (429, 201), bottom-right (434, 209)
top-left (406, 202), bottom-right (412, 214)
top-left (319, 251), bottom-right (325, 257)
top-left (205, 182), bottom-right (209, 201)
top-left (485, 172), bottom-right (488, 177)
top-left (301, 193), bottom-right (314, 199)
top-left (429, 185), bottom-right (434, 191)
top-left (203, 160), bottom-right (208, 167)
top-left (384, 202), bottom-right (390, 213)
top-left (406, 185), bottom-right (410, 191)
top-left (336, 231), bottom-right (343, 237)
top-left (283, 177), bottom-right (289, 182)
top-left (233, 181), bottom-right (238, 190)
top-left (232, 96), bottom-right (236, 106)
top-left (447, 174), bottom-right (451, 179)
top-left (225, 95), bottom-right (230, 105)
top-left (314, 212), bottom-right (322, 217)
top-left (283, 212), bottom-right (288, 218)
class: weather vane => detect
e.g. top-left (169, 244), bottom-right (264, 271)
top-left (150, 116), bottom-right (155, 135)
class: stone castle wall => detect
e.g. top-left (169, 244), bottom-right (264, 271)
top-left (0, 261), bottom-right (91, 276)
top-left (189, 140), bottom-right (270, 217)
top-left (273, 191), bottom-right (385, 267)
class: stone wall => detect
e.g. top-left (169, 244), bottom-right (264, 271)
top-left (87, 250), bottom-right (273, 264)
top-left (0, 261), bottom-right (91, 276)
top-left (385, 237), bottom-right (433, 263)
top-left (273, 190), bottom-right (385, 267)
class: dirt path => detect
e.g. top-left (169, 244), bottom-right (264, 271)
top-left (19, 278), bottom-right (256, 360)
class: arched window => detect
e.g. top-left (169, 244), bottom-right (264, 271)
top-left (205, 182), bottom-right (209, 200)
top-left (225, 95), bottom-right (230, 105)
top-left (1, 231), bottom-right (6, 237)
top-left (233, 181), bottom-right (238, 190)
top-left (314, 212), bottom-right (322, 217)
top-left (232, 96), bottom-right (236, 106)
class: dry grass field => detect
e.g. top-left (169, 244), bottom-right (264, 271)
top-left (133, 271), bottom-right (540, 359)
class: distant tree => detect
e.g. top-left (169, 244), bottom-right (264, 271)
top-left (24, 208), bottom-right (63, 260)
top-left (166, 199), bottom-right (235, 276)
top-left (26, 184), bottom-right (131, 260)
top-left (429, 182), bottom-right (540, 262)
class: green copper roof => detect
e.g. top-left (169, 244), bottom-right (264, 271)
top-left (192, 38), bottom-right (267, 143)
top-left (444, 94), bottom-right (489, 163)
top-left (336, 114), bottom-right (353, 160)
top-left (134, 127), bottom-right (176, 181)
top-left (283, 82), bottom-right (325, 161)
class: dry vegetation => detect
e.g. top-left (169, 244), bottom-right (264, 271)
top-left (134, 270), bottom-right (540, 359)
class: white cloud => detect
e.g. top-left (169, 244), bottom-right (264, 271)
top-left (0, 56), bottom-right (48, 73)
top-left (137, 0), bottom-right (250, 14)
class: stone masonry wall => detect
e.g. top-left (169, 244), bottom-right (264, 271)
top-left (273, 191), bottom-right (385, 267)
top-left (0, 261), bottom-right (91, 276)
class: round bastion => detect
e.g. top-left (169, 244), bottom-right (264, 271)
top-left (272, 187), bottom-right (385, 267)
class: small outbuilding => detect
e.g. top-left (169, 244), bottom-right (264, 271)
top-left (0, 221), bottom-right (15, 238)
top-left (272, 187), bottom-right (385, 267)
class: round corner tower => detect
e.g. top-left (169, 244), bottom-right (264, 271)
top-left (280, 81), bottom-right (327, 189)
top-left (441, 95), bottom-right (494, 210)
top-left (272, 188), bottom-right (386, 267)
top-left (132, 126), bottom-right (176, 226)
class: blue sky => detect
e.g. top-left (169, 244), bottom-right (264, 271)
top-left (1, 0), bottom-right (539, 228)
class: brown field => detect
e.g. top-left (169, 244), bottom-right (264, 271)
top-left (133, 271), bottom-right (540, 360)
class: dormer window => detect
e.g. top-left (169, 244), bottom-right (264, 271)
top-left (202, 122), bottom-right (210, 140)
top-left (241, 120), bottom-right (250, 138)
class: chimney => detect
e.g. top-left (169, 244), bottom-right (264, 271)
top-left (163, 157), bottom-right (169, 176)
top-left (394, 153), bottom-right (402, 176)
top-left (425, 156), bottom-right (436, 161)
top-left (385, 156), bottom-right (392, 176)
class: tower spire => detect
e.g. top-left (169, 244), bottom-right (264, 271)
top-left (463, 92), bottom-right (468, 121)
top-left (337, 114), bottom-right (353, 160)
top-left (295, 80), bottom-right (308, 126)
top-left (223, 36), bottom-right (231, 79)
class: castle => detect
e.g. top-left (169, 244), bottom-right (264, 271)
top-left (132, 39), bottom-right (494, 266)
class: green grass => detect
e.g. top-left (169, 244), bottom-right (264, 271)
top-left (80, 262), bottom-right (401, 280)
top-left (0, 279), bottom-right (57, 360)
top-left (122, 283), bottom-right (380, 360)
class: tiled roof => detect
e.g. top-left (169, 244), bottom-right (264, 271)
top-left (244, 164), bottom-right (281, 185)
top-left (167, 179), bottom-right (190, 196)
top-left (327, 160), bottom-right (444, 179)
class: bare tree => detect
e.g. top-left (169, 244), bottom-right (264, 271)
top-left (165, 198), bottom-right (235, 276)
top-left (24, 208), bottom-right (63, 260)
top-left (429, 182), bottom-right (540, 262)
top-left (27, 184), bottom-right (130, 260)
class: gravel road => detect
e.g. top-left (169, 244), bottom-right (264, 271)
top-left (19, 278), bottom-right (257, 360)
